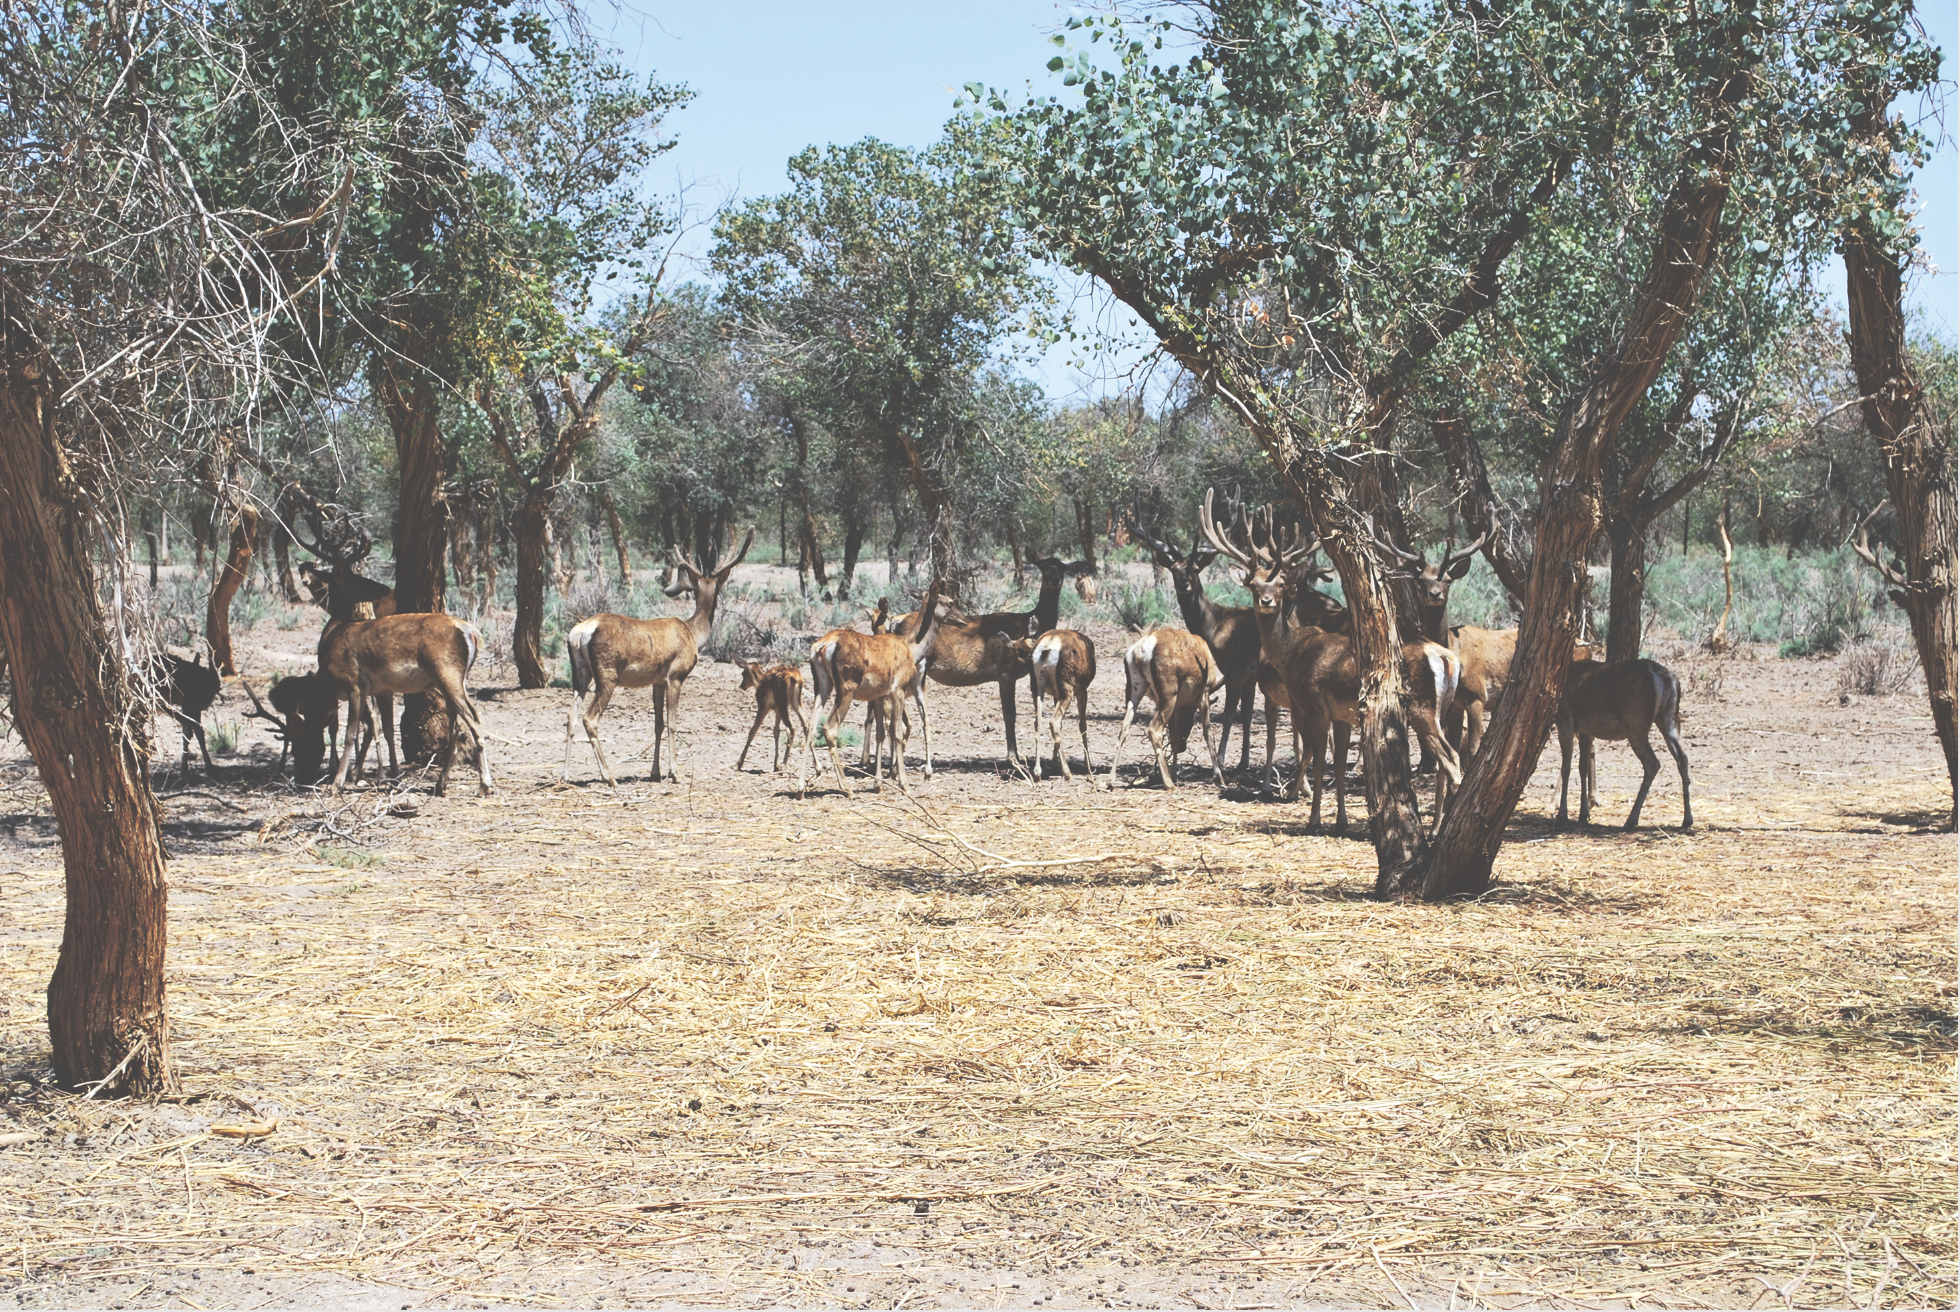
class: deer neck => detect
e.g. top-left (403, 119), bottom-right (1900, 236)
top-left (1175, 582), bottom-right (1219, 638)
top-left (1033, 576), bottom-right (1062, 633)
top-left (686, 586), bottom-right (720, 645)
top-left (1420, 598), bottom-right (1447, 645)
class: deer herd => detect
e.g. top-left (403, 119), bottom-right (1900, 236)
top-left (165, 489), bottom-right (1691, 836)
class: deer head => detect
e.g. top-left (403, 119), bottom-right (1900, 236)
top-left (1368, 512), bottom-right (1492, 633)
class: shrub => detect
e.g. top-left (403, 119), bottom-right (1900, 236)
top-left (1837, 634), bottom-right (1922, 697)
top-left (1110, 582), bottom-right (1174, 632)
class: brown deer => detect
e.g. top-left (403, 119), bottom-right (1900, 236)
top-left (889, 555), bottom-right (1069, 774)
top-left (147, 652), bottom-right (221, 773)
top-left (562, 527), bottom-right (755, 786)
top-left (736, 661), bottom-right (810, 774)
top-left (996, 616), bottom-right (1097, 782)
top-left (1555, 657), bottom-right (1692, 831)
top-left (319, 614), bottom-right (493, 796)
top-left (1103, 627), bottom-right (1224, 790)
top-left (802, 580), bottom-right (947, 797)
top-left (1242, 573), bottom-right (1461, 833)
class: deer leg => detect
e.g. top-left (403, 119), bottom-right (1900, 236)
top-left (1200, 690), bottom-right (1223, 787)
top-left (737, 703), bottom-right (770, 771)
top-left (376, 694), bottom-right (397, 776)
top-left (1048, 682), bottom-right (1070, 783)
top-left (888, 693), bottom-right (912, 794)
top-left (1236, 679), bottom-right (1254, 774)
top-left (1075, 683), bottom-right (1093, 782)
top-left (791, 701), bottom-right (813, 777)
top-left (1147, 709), bottom-right (1177, 790)
top-left (1213, 682), bottom-right (1235, 777)
top-left (663, 679), bottom-right (687, 783)
top-left (562, 690), bottom-right (589, 782)
top-left (1303, 714), bottom-right (1324, 826)
top-left (1103, 689), bottom-right (1143, 791)
top-left (1266, 694), bottom-right (1282, 787)
top-left (1578, 735), bottom-right (1596, 825)
top-left (434, 670), bottom-right (491, 796)
top-left (1660, 717), bottom-right (1693, 830)
top-left (914, 675), bottom-right (933, 779)
top-left (580, 684), bottom-right (621, 788)
top-left (1555, 722), bottom-right (1575, 828)
top-left (1332, 720), bottom-right (1352, 835)
top-left (998, 678), bottom-right (1019, 771)
top-left (191, 714), bottom-right (213, 772)
top-left (333, 691), bottom-right (365, 792)
top-left (1623, 731), bottom-right (1663, 831)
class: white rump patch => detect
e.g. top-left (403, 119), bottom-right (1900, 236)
top-left (568, 618), bottom-right (600, 651)
top-left (1128, 633), bottom-right (1159, 665)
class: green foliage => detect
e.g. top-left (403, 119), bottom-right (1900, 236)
top-left (1642, 545), bottom-right (1888, 652)
top-left (1109, 583), bottom-right (1175, 633)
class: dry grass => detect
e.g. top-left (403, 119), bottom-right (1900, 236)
top-left (0, 759), bottom-right (1952, 1308)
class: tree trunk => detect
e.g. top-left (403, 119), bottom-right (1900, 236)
top-left (270, 510), bottom-right (301, 603)
top-left (142, 505), bottom-right (159, 589)
top-left (1844, 233), bottom-right (1958, 810)
top-left (841, 517), bottom-right (865, 594)
top-left (599, 489), bottom-right (632, 588)
top-left (0, 317), bottom-right (173, 1095)
top-left (205, 504), bottom-right (260, 676)
top-left (1604, 517), bottom-right (1647, 663)
top-left (1412, 116), bottom-right (1741, 897)
top-left (373, 362), bottom-right (452, 760)
top-left (1006, 520), bottom-right (1026, 588)
top-left (799, 508), bottom-right (828, 592)
top-left (512, 492), bottom-right (552, 689)
top-left (1074, 498), bottom-right (1100, 573)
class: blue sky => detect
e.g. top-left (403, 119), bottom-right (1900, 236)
top-left (597, 1), bottom-right (1956, 397)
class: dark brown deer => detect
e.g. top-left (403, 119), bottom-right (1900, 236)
top-left (1556, 657), bottom-right (1692, 831)
top-left (562, 527), bottom-right (755, 786)
top-left (736, 661), bottom-right (810, 774)
top-left (888, 555), bottom-right (1070, 775)
top-left (242, 672), bottom-right (342, 784)
top-left (148, 652), bottom-right (221, 773)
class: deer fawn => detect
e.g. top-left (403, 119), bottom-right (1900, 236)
top-left (562, 528), bottom-right (754, 786)
top-left (1556, 657), bottom-right (1692, 831)
top-left (147, 652), bottom-right (221, 773)
top-left (1104, 628), bottom-right (1224, 790)
top-left (737, 662), bottom-right (810, 774)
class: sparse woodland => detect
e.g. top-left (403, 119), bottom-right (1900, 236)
top-left (0, 2), bottom-right (1952, 1306)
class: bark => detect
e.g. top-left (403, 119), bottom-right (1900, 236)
top-left (205, 503), bottom-right (260, 676)
top-left (599, 489), bottom-right (631, 588)
top-left (1412, 98), bottom-right (1743, 897)
top-left (270, 510), bottom-right (301, 603)
top-left (1006, 520), bottom-right (1026, 588)
top-left (0, 312), bottom-right (173, 1095)
top-left (1432, 413), bottom-right (1533, 601)
top-left (1604, 521), bottom-right (1647, 663)
top-left (142, 505), bottom-right (159, 589)
top-left (373, 360), bottom-right (452, 761)
top-left (887, 419), bottom-right (956, 582)
top-left (512, 492), bottom-right (552, 689)
top-left (799, 509), bottom-right (828, 591)
top-left (1844, 231), bottom-right (1959, 810)
top-left (841, 517), bottom-right (866, 593)
top-left (1074, 498), bottom-right (1100, 573)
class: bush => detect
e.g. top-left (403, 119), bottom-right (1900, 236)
top-left (1110, 582), bottom-right (1175, 632)
top-left (1642, 544), bottom-right (1889, 653)
top-left (1837, 634), bottom-right (1922, 697)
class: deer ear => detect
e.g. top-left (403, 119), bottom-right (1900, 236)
top-left (1447, 554), bottom-right (1476, 580)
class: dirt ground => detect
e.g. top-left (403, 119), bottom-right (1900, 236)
top-left (0, 578), bottom-right (1953, 1310)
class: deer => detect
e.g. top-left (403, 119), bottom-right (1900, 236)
top-left (298, 560), bottom-right (396, 618)
top-left (1367, 516), bottom-right (1517, 765)
top-left (1556, 656), bottom-right (1692, 831)
top-left (562, 527), bottom-right (755, 787)
top-left (993, 616), bottom-right (1097, 782)
top-left (1103, 627), bottom-right (1224, 791)
top-left (1242, 571), bottom-right (1462, 833)
top-left (1191, 491), bottom-right (1348, 778)
top-left (318, 606), bottom-right (492, 796)
top-left (242, 671), bottom-right (342, 784)
top-left (1129, 495), bottom-right (1267, 776)
top-left (802, 579), bottom-right (947, 798)
top-left (147, 652), bottom-right (221, 773)
top-left (736, 661), bottom-right (810, 774)
top-left (888, 554), bottom-right (1070, 775)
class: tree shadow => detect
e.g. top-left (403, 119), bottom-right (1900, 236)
top-left (1834, 802), bottom-right (1954, 832)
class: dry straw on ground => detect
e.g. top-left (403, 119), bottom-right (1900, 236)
top-left (0, 765), bottom-right (1951, 1309)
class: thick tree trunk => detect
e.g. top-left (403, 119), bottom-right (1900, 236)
top-left (0, 321), bottom-right (173, 1095)
top-left (1604, 519), bottom-right (1647, 663)
top-left (799, 509), bottom-right (828, 591)
top-left (1074, 498), bottom-right (1099, 574)
top-left (269, 511), bottom-right (301, 603)
top-left (1412, 129), bottom-right (1740, 897)
top-left (374, 363), bottom-right (452, 760)
top-left (512, 492), bottom-right (552, 689)
top-left (205, 504), bottom-right (259, 676)
top-left (1844, 235), bottom-right (1958, 810)
top-left (841, 517), bottom-right (865, 594)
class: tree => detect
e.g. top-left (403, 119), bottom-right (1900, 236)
top-left (470, 42), bottom-right (689, 687)
top-left (1839, 17), bottom-right (1956, 815)
top-left (712, 130), bottom-right (1052, 582)
top-left (0, 0), bottom-right (361, 1092)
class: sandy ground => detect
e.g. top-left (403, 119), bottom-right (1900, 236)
top-left (0, 579), bottom-right (1952, 1310)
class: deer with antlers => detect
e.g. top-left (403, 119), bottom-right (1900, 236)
top-left (562, 527), bottom-right (755, 787)
top-left (736, 661), bottom-right (810, 774)
top-left (242, 672), bottom-right (343, 784)
top-left (1129, 494), bottom-right (1270, 775)
top-left (888, 555), bottom-right (1071, 775)
top-left (802, 580), bottom-right (947, 797)
top-left (1103, 627), bottom-right (1225, 790)
top-left (1556, 656), bottom-right (1692, 831)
